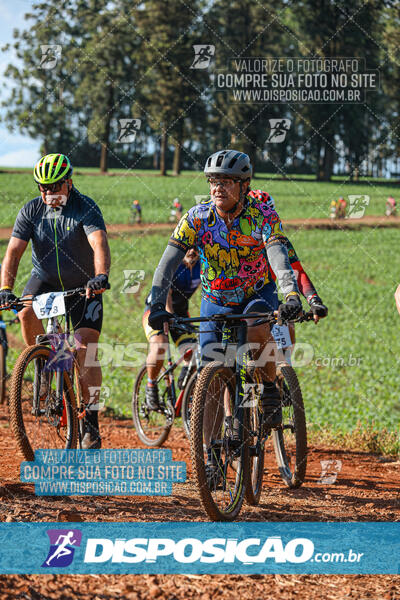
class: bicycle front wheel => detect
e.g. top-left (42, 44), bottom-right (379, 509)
top-left (9, 345), bottom-right (78, 461)
top-left (272, 364), bottom-right (307, 488)
top-left (244, 366), bottom-right (265, 506)
top-left (132, 364), bottom-right (174, 447)
top-left (191, 362), bottom-right (247, 521)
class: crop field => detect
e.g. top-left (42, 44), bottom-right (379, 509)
top-left (0, 170), bottom-right (399, 226)
top-left (1, 172), bottom-right (400, 453)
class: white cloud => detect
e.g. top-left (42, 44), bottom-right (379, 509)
top-left (0, 147), bottom-right (40, 167)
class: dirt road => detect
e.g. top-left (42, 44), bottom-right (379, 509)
top-left (0, 214), bottom-right (399, 242)
top-left (0, 406), bottom-right (399, 598)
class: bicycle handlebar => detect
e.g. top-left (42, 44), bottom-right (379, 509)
top-left (171, 310), bottom-right (314, 328)
top-left (0, 283), bottom-right (110, 312)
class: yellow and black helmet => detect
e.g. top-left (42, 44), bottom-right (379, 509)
top-left (33, 153), bottom-right (73, 184)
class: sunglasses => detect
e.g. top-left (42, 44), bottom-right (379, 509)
top-left (207, 177), bottom-right (239, 188)
top-left (38, 180), bottom-right (67, 193)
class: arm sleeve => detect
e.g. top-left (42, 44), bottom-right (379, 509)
top-left (266, 242), bottom-right (299, 298)
top-left (12, 205), bottom-right (34, 242)
top-left (282, 238), bottom-right (318, 302)
top-left (151, 244), bottom-right (186, 307)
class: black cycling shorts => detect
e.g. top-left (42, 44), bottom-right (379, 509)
top-left (23, 274), bottom-right (103, 333)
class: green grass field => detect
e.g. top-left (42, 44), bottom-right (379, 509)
top-left (0, 170), bottom-right (398, 226)
top-left (2, 216), bottom-right (400, 453)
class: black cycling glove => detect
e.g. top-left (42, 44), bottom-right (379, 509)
top-left (86, 274), bottom-right (109, 293)
top-left (0, 289), bottom-right (17, 309)
top-left (148, 303), bottom-right (172, 331)
top-left (309, 296), bottom-right (328, 318)
top-left (278, 294), bottom-right (303, 323)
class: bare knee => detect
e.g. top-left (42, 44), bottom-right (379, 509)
top-left (18, 305), bottom-right (34, 324)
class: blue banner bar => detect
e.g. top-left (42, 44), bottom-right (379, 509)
top-left (0, 522), bottom-right (398, 574)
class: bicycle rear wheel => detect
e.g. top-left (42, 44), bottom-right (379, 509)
top-left (181, 370), bottom-right (197, 440)
top-left (191, 362), bottom-right (247, 521)
top-left (272, 364), bottom-right (307, 488)
top-left (9, 345), bottom-right (78, 461)
top-left (132, 364), bottom-right (174, 447)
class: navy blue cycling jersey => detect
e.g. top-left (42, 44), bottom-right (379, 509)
top-left (12, 187), bottom-right (106, 289)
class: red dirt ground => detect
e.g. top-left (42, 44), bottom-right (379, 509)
top-left (0, 407), bottom-right (399, 598)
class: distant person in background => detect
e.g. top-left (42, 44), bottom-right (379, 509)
top-left (330, 199), bottom-right (338, 220)
top-left (169, 198), bottom-right (183, 223)
top-left (386, 196), bottom-right (396, 217)
top-left (131, 199), bottom-right (142, 224)
top-left (337, 196), bottom-right (347, 219)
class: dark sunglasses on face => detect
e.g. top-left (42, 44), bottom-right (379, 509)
top-left (38, 180), bottom-right (67, 193)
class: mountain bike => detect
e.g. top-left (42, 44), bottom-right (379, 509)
top-left (132, 320), bottom-right (201, 447)
top-left (0, 311), bottom-right (19, 404)
top-left (174, 310), bottom-right (312, 521)
top-left (6, 287), bottom-right (108, 461)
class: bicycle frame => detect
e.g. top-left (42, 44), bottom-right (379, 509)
top-left (171, 310), bottom-right (311, 438)
top-left (161, 321), bottom-right (201, 417)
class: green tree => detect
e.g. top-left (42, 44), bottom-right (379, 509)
top-left (293, 0), bottom-right (387, 180)
top-left (1, 2), bottom-right (79, 157)
top-left (136, 0), bottom-right (206, 175)
top-left (207, 0), bottom-right (288, 174)
top-left (69, 0), bottom-right (141, 172)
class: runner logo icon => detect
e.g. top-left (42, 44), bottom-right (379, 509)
top-left (190, 45), bottom-right (215, 69)
top-left (42, 529), bottom-right (82, 568)
top-left (267, 119), bottom-right (291, 143)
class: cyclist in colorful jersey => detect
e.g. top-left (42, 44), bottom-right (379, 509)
top-left (142, 248), bottom-right (200, 409)
top-left (0, 153), bottom-right (111, 449)
top-left (149, 149), bottom-right (307, 451)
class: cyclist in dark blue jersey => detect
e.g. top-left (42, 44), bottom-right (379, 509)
top-left (0, 153), bottom-right (111, 449)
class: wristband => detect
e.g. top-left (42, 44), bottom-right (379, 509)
top-left (285, 291), bottom-right (300, 301)
top-left (0, 286), bottom-right (12, 291)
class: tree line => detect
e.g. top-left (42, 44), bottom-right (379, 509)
top-left (1, 0), bottom-right (399, 180)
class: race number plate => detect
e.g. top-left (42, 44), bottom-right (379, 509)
top-left (32, 291), bottom-right (66, 320)
top-left (271, 323), bottom-right (292, 349)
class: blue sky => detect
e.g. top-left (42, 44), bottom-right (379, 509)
top-left (0, 0), bottom-right (40, 166)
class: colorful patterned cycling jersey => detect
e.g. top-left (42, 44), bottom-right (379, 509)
top-left (169, 190), bottom-right (286, 306)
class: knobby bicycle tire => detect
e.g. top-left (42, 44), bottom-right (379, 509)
top-left (0, 335), bottom-right (6, 405)
top-left (9, 345), bottom-right (78, 461)
top-left (244, 366), bottom-right (265, 506)
top-left (190, 361), bottom-right (248, 521)
top-left (132, 364), bottom-right (173, 447)
top-left (272, 364), bottom-right (307, 488)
